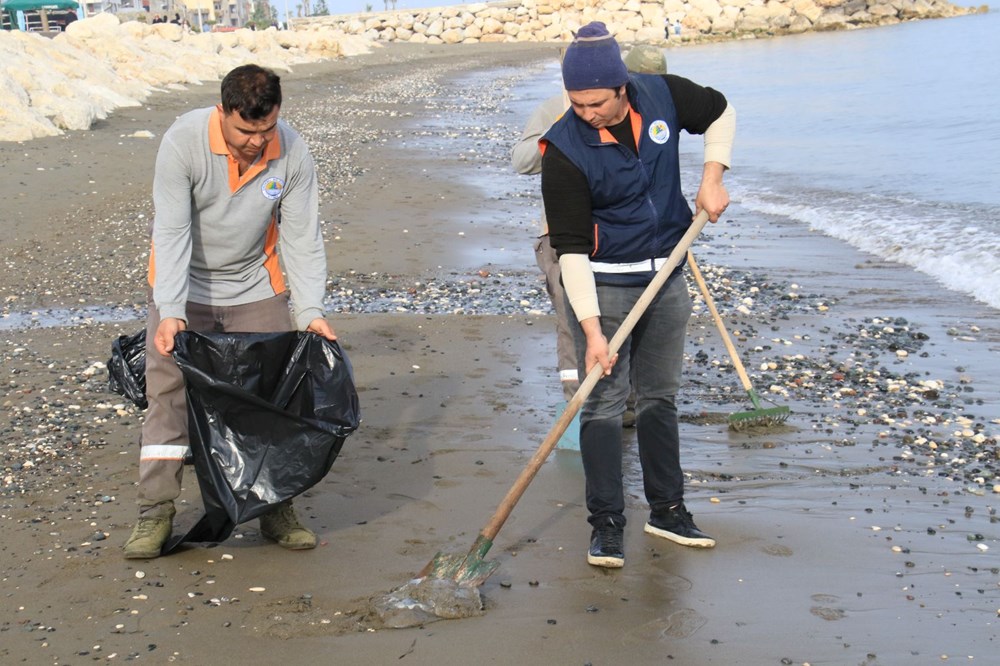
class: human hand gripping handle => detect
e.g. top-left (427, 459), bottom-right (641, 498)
top-left (695, 161), bottom-right (729, 222)
top-left (581, 316), bottom-right (616, 378)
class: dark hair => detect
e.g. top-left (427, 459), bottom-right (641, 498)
top-left (220, 65), bottom-right (282, 120)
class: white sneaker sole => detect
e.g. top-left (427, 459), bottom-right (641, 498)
top-left (587, 553), bottom-right (625, 568)
top-left (644, 522), bottom-right (716, 548)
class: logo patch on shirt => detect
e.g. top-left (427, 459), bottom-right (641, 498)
top-left (261, 177), bottom-right (284, 200)
top-left (648, 120), bottom-right (670, 145)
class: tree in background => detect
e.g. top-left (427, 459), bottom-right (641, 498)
top-left (248, 0), bottom-right (278, 29)
top-left (312, 0), bottom-right (329, 15)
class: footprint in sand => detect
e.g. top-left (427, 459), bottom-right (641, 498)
top-left (810, 593), bottom-right (839, 603)
top-left (810, 606), bottom-right (846, 621)
top-left (761, 543), bottom-right (794, 557)
top-left (809, 593), bottom-right (846, 620)
top-left (623, 608), bottom-right (708, 642)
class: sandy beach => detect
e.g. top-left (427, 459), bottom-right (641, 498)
top-left (2, 42), bottom-right (999, 665)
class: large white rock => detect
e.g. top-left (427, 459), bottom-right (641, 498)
top-left (791, 0), bottom-right (825, 22)
top-left (482, 17), bottom-right (504, 33)
top-left (689, 0), bottom-right (725, 20)
top-left (441, 28), bottom-right (465, 43)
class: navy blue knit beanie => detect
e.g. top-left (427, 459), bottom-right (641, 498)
top-left (561, 22), bottom-right (629, 91)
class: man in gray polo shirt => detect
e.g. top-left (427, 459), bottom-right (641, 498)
top-left (123, 64), bottom-right (336, 559)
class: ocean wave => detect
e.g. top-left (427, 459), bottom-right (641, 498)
top-left (731, 179), bottom-right (1000, 310)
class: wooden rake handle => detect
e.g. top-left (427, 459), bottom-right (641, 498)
top-left (479, 210), bottom-right (711, 542)
top-left (686, 252), bottom-right (754, 393)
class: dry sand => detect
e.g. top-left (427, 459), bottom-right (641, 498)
top-left (2, 43), bottom-right (999, 665)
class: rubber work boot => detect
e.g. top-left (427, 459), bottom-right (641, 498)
top-left (123, 503), bottom-right (176, 559)
top-left (259, 502), bottom-right (317, 550)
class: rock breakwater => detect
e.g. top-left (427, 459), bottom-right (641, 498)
top-left (294, 0), bottom-right (982, 45)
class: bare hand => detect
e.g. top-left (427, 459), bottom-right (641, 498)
top-left (306, 317), bottom-right (337, 341)
top-left (585, 339), bottom-right (618, 377)
top-left (695, 161), bottom-right (730, 223)
top-left (154, 317), bottom-right (186, 356)
top-left (580, 316), bottom-right (616, 377)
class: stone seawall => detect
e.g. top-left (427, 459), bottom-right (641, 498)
top-left (291, 0), bottom-right (982, 45)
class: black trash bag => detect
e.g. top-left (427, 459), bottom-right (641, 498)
top-left (161, 330), bottom-right (360, 554)
top-left (107, 329), bottom-right (147, 409)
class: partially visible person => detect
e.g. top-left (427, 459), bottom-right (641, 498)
top-left (623, 44), bottom-right (668, 76)
top-left (512, 75), bottom-right (578, 403)
top-left (123, 64), bottom-right (336, 559)
top-left (540, 23), bottom-right (735, 568)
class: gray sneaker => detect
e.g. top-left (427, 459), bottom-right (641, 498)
top-left (123, 504), bottom-right (175, 559)
top-left (259, 502), bottom-right (317, 550)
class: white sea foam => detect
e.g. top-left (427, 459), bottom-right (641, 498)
top-left (734, 182), bottom-right (1000, 310)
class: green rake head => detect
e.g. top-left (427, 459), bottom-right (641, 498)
top-left (728, 389), bottom-right (791, 431)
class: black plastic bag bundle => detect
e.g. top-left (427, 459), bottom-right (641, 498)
top-left (162, 330), bottom-right (360, 553)
top-left (108, 329), bottom-right (147, 409)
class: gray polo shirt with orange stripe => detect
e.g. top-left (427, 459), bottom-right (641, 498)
top-left (148, 106), bottom-right (325, 330)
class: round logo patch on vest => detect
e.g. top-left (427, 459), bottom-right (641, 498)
top-left (261, 177), bottom-right (284, 200)
top-left (648, 120), bottom-right (670, 145)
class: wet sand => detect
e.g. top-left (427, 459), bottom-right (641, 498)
top-left (2, 42), bottom-right (999, 665)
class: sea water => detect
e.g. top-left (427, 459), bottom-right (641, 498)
top-left (511, 9), bottom-right (1000, 310)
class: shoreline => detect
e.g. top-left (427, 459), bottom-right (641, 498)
top-left (1, 43), bottom-right (998, 664)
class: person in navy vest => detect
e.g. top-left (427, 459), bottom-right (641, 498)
top-left (539, 22), bottom-right (735, 568)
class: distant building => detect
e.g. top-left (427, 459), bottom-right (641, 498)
top-left (79, 0), bottom-right (145, 16)
top-left (76, 0), bottom-right (252, 28)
